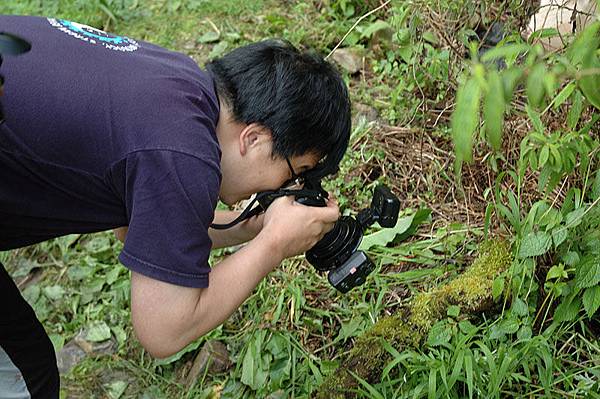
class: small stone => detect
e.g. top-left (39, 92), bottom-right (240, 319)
top-left (74, 329), bottom-right (117, 356)
top-left (56, 341), bottom-right (86, 375)
top-left (185, 340), bottom-right (232, 387)
top-left (353, 103), bottom-right (379, 125)
top-left (330, 48), bottom-right (363, 74)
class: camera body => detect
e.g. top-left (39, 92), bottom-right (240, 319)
top-left (300, 184), bottom-right (400, 293)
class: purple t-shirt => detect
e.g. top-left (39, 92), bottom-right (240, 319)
top-left (0, 15), bottom-right (221, 288)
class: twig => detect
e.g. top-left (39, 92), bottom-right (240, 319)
top-left (325, 0), bottom-right (392, 60)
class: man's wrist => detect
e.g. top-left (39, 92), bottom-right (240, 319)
top-left (253, 229), bottom-right (286, 264)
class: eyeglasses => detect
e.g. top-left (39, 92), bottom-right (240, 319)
top-left (284, 157), bottom-right (305, 188)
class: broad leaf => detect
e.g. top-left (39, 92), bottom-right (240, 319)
top-left (197, 31), bottom-right (220, 43)
top-left (427, 320), bottom-right (452, 347)
top-left (43, 285), bottom-right (65, 301)
top-left (583, 286), bottom-right (600, 318)
top-left (518, 231), bottom-right (552, 258)
top-left (361, 20), bottom-right (391, 39)
top-left (492, 276), bottom-right (504, 300)
top-left (575, 255), bottom-right (600, 289)
top-left (359, 208), bottom-right (431, 250)
top-left (554, 296), bottom-right (582, 322)
top-left (86, 321), bottom-right (112, 342)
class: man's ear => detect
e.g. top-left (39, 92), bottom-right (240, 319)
top-left (238, 123), bottom-right (272, 156)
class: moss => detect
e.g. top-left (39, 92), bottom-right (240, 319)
top-left (316, 239), bottom-right (512, 398)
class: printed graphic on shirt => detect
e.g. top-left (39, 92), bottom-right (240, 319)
top-left (47, 18), bottom-right (139, 52)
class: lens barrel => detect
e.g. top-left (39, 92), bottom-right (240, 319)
top-left (305, 216), bottom-right (363, 271)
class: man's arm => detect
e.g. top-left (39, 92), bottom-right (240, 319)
top-left (208, 210), bottom-right (264, 249)
top-left (129, 195), bottom-right (338, 358)
top-left (113, 211), bottom-right (263, 249)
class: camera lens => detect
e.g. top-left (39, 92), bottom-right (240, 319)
top-left (306, 216), bottom-right (363, 271)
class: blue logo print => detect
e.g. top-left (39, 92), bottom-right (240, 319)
top-left (47, 18), bottom-right (139, 52)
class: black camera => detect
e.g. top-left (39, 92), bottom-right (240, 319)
top-left (298, 182), bottom-right (400, 293)
top-left (211, 179), bottom-right (400, 293)
top-left (257, 180), bottom-right (400, 293)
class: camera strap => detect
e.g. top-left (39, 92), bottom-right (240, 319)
top-left (209, 188), bottom-right (325, 230)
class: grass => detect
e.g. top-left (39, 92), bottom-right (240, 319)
top-left (2, 0), bottom-right (599, 398)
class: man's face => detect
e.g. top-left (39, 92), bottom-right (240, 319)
top-left (219, 149), bottom-right (320, 206)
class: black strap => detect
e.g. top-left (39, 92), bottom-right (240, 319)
top-left (209, 188), bottom-right (325, 230)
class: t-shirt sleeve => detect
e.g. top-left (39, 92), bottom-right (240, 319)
top-left (116, 150), bottom-right (220, 288)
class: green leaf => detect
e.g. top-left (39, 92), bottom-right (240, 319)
top-left (447, 305), bottom-right (460, 318)
top-left (526, 104), bottom-right (544, 133)
top-left (562, 251), bottom-right (580, 266)
top-left (551, 228), bottom-right (568, 248)
top-left (49, 334), bottom-right (65, 352)
top-left (565, 206), bottom-right (586, 228)
top-left (547, 264), bottom-right (567, 280)
top-left (519, 231), bottom-right (552, 258)
top-left (106, 381), bottom-right (128, 399)
top-left (539, 146), bottom-right (550, 167)
top-left (499, 318), bottom-right (520, 334)
top-left (554, 296), bottom-right (582, 322)
top-left (208, 41), bottom-right (229, 59)
top-left (517, 325), bottom-right (533, 340)
top-left (43, 285), bottom-right (65, 301)
top-left (512, 297), bottom-right (529, 317)
top-left (580, 58), bottom-right (600, 111)
top-left (458, 320), bottom-right (478, 335)
top-left (568, 21), bottom-right (600, 65)
top-left (360, 20), bottom-right (391, 39)
top-left (575, 255), bottom-right (600, 289)
top-left (359, 208), bottom-right (430, 250)
top-left (492, 276), bottom-right (504, 300)
top-left (197, 30), bottom-right (220, 43)
top-left (154, 340), bottom-right (204, 366)
top-left (241, 331), bottom-right (268, 390)
top-left (567, 90), bottom-right (584, 129)
top-left (483, 70), bottom-right (505, 150)
top-left (427, 320), bottom-right (452, 346)
top-left (501, 67), bottom-right (524, 101)
top-left (591, 171), bottom-right (600, 201)
top-left (527, 64), bottom-right (546, 109)
top-left (422, 31), bottom-right (439, 45)
top-left (481, 43), bottom-right (530, 63)
top-left (583, 286), bottom-right (600, 318)
top-left (86, 321), bottom-right (112, 342)
top-left (552, 81), bottom-right (576, 110)
top-left (451, 77), bottom-right (481, 163)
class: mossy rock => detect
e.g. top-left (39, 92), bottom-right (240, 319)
top-left (316, 239), bottom-right (512, 398)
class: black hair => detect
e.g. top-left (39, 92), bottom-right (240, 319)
top-left (206, 40), bottom-right (351, 179)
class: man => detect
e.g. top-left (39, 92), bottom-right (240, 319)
top-left (0, 15), bottom-right (350, 398)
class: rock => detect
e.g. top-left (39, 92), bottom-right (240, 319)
top-left (330, 47), bottom-right (363, 74)
top-left (56, 329), bottom-right (117, 375)
top-left (74, 329), bottom-right (117, 355)
top-left (56, 341), bottom-right (86, 375)
top-left (353, 103), bottom-right (379, 125)
top-left (99, 370), bottom-right (134, 399)
top-left (185, 340), bottom-right (232, 387)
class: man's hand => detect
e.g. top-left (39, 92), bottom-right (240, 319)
top-left (259, 195), bottom-right (339, 259)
